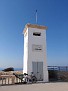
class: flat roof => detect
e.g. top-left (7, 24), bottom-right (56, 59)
top-left (23, 23), bottom-right (47, 34)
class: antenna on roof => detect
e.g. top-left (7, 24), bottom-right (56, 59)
top-left (36, 10), bottom-right (37, 24)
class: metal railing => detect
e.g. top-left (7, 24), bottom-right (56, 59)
top-left (48, 66), bottom-right (68, 71)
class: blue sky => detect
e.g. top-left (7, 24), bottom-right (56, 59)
top-left (0, 0), bottom-right (68, 68)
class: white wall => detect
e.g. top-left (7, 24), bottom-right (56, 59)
top-left (23, 27), bottom-right (48, 82)
top-left (28, 28), bottom-right (48, 82)
top-left (23, 28), bottom-right (28, 73)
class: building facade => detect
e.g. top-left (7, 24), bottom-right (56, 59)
top-left (23, 24), bottom-right (48, 82)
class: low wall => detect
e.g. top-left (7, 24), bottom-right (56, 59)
top-left (48, 70), bottom-right (68, 81)
top-left (57, 71), bottom-right (68, 81)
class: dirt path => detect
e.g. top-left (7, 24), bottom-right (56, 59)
top-left (0, 82), bottom-right (68, 91)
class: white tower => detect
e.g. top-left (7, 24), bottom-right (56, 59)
top-left (23, 24), bottom-right (48, 82)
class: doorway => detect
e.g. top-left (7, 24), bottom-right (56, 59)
top-left (32, 62), bottom-right (43, 81)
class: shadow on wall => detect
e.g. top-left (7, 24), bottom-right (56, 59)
top-left (48, 70), bottom-right (58, 81)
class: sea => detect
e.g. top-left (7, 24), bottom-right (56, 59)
top-left (0, 68), bottom-right (23, 71)
top-left (0, 66), bottom-right (68, 71)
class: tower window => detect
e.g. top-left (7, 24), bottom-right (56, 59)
top-left (32, 44), bottom-right (43, 52)
top-left (33, 32), bottom-right (41, 36)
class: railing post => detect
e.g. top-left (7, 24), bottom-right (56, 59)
top-left (66, 66), bottom-right (67, 71)
top-left (16, 78), bottom-right (18, 83)
top-left (12, 77), bottom-right (15, 84)
top-left (8, 77), bottom-right (9, 84)
top-left (58, 66), bottom-right (60, 71)
top-left (5, 78), bottom-right (6, 84)
top-left (2, 77), bottom-right (3, 85)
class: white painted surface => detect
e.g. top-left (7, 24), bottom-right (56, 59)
top-left (23, 25), bottom-right (48, 82)
top-left (23, 28), bottom-right (28, 73)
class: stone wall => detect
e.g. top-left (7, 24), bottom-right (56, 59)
top-left (57, 71), bottom-right (68, 81)
top-left (48, 70), bottom-right (68, 81)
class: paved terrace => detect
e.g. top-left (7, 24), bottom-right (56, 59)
top-left (0, 82), bottom-right (68, 91)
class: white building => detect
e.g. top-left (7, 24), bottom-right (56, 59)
top-left (23, 23), bottom-right (48, 82)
